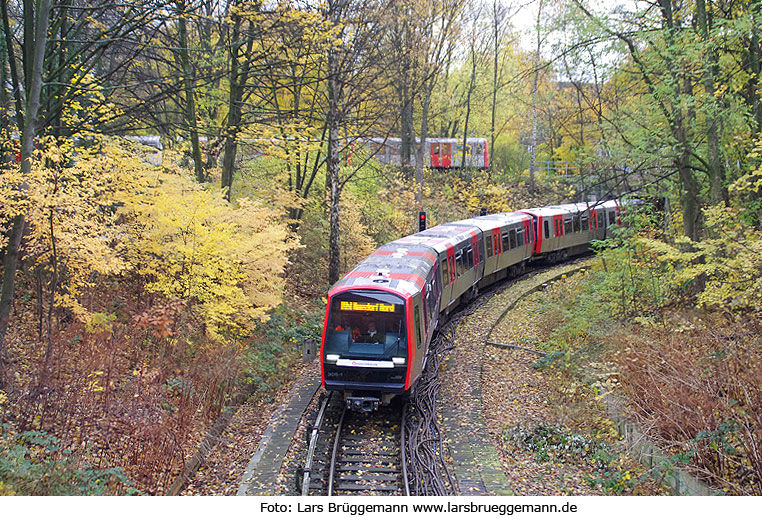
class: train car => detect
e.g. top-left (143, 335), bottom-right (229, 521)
top-left (521, 201), bottom-right (623, 263)
top-left (363, 137), bottom-right (489, 169)
top-left (320, 199), bottom-right (632, 411)
top-left (6, 134), bottom-right (164, 166)
top-left (321, 241), bottom-right (437, 412)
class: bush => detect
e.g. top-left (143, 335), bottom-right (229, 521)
top-left (505, 423), bottom-right (641, 494)
top-left (0, 427), bottom-right (136, 495)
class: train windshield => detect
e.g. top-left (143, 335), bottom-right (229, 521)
top-left (324, 290), bottom-right (407, 361)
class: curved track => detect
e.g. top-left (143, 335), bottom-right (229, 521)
top-left (401, 255), bottom-right (594, 495)
top-left (302, 256), bottom-right (593, 497)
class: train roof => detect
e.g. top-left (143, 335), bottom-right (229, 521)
top-left (362, 137), bottom-right (487, 145)
top-left (329, 200), bottom-right (626, 297)
top-left (329, 239), bottom-right (437, 298)
top-left (522, 201), bottom-right (618, 217)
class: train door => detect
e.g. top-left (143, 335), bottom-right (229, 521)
top-left (431, 142), bottom-right (442, 168)
top-left (422, 284), bottom-right (429, 336)
top-left (554, 215), bottom-right (564, 246)
top-left (473, 141), bottom-right (485, 167)
top-left (522, 218), bottom-right (532, 259)
top-left (491, 227), bottom-right (503, 271)
top-left (441, 143), bottom-right (451, 167)
top-left (445, 246), bottom-right (456, 306)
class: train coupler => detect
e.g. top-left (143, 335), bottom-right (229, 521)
top-left (346, 396), bottom-right (380, 413)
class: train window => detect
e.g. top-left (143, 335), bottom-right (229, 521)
top-left (425, 281), bottom-right (436, 328)
top-left (573, 215), bottom-right (581, 232)
top-left (508, 229), bottom-right (516, 249)
top-left (581, 215), bottom-right (589, 231)
top-left (414, 306), bottom-right (422, 347)
top-left (433, 143), bottom-right (440, 154)
top-left (325, 290), bottom-right (407, 361)
top-left (441, 260), bottom-right (449, 286)
top-left (608, 210), bottom-right (615, 225)
top-left (466, 247), bottom-right (473, 268)
top-left (486, 236), bottom-right (493, 257)
top-left (516, 228), bottom-right (524, 246)
top-left (493, 233), bottom-right (501, 255)
top-left (598, 212), bottom-right (604, 229)
top-left (502, 232), bottom-right (510, 252)
top-left (544, 220), bottom-right (550, 239)
top-left (455, 252), bottom-right (463, 277)
top-left (564, 218), bottom-right (573, 235)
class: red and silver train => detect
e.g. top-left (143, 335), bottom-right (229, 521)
top-left (319, 200), bottom-right (631, 411)
top-left (360, 137), bottom-right (489, 169)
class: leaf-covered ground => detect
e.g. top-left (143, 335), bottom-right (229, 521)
top-left (444, 261), bottom-right (666, 495)
top-left (180, 359), bottom-right (317, 496)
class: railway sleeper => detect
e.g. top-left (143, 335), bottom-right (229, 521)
top-left (334, 483), bottom-right (399, 492)
top-left (339, 465), bottom-right (398, 473)
top-left (338, 473), bottom-right (400, 482)
top-left (340, 449), bottom-right (398, 457)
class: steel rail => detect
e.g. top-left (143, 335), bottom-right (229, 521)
top-left (300, 392), bottom-right (333, 496)
top-left (327, 405), bottom-right (347, 496)
top-left (400, 403), bottom-right (410, 496)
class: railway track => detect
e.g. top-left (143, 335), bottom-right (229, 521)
top-left (301, 394), bottom-right (409, 496)
top-left (401, 255), bottom-right (594, 495)
top-left (300, 256), bottom-right (592, 497)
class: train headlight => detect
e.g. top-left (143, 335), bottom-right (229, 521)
top-left (392, 357), bottom-right (406, 365)
top-left (326, 354), bottom-right (339, 362)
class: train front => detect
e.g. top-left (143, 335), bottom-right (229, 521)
top-left (320, 288), bottom-right (411, 412)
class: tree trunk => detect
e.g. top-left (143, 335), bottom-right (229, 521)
top-left (461, 43), bottom-right (477, 174)
top-left (750, 14), bottom-right (762, 133)
top-left (327, 0), bottom-right (342, 285)
top-left (401, 88), bottom-right (414, 169)
top-left (1, 0), bottom-right (24, 130)
top-left (490, 0), bottom-right (501, 178)
top-left (221, 12), bottom-right (242, 200)
top-left (676, 70), bottom-right (700, 241)
top-left (529, 0), bottom-right (543, 194)
top-left (177, 0), bottom-right (205, 183)
top-left (0, 0), bottom-right (52, 387)
top-left (221, 6), bottom-right (256, 200)
top-left (696, 0), bottom-right (725, 204)
top-left (414, 85), bottom-right (431, 205)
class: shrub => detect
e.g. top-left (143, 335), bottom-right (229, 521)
top-left (0, 427), bottom-right (135, 495)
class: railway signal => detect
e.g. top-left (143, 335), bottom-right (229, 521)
top-left (418, 211), bottom-right (427, 231)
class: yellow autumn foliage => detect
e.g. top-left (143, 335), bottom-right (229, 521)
top-left (0, 137), bottom-right (152, 321)
top-left (0, 137), bottom-right (298, 339)
top-left (125, 160), bottom-right (299, 338)
top-left (637, 208), bottom-right (762, 312)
